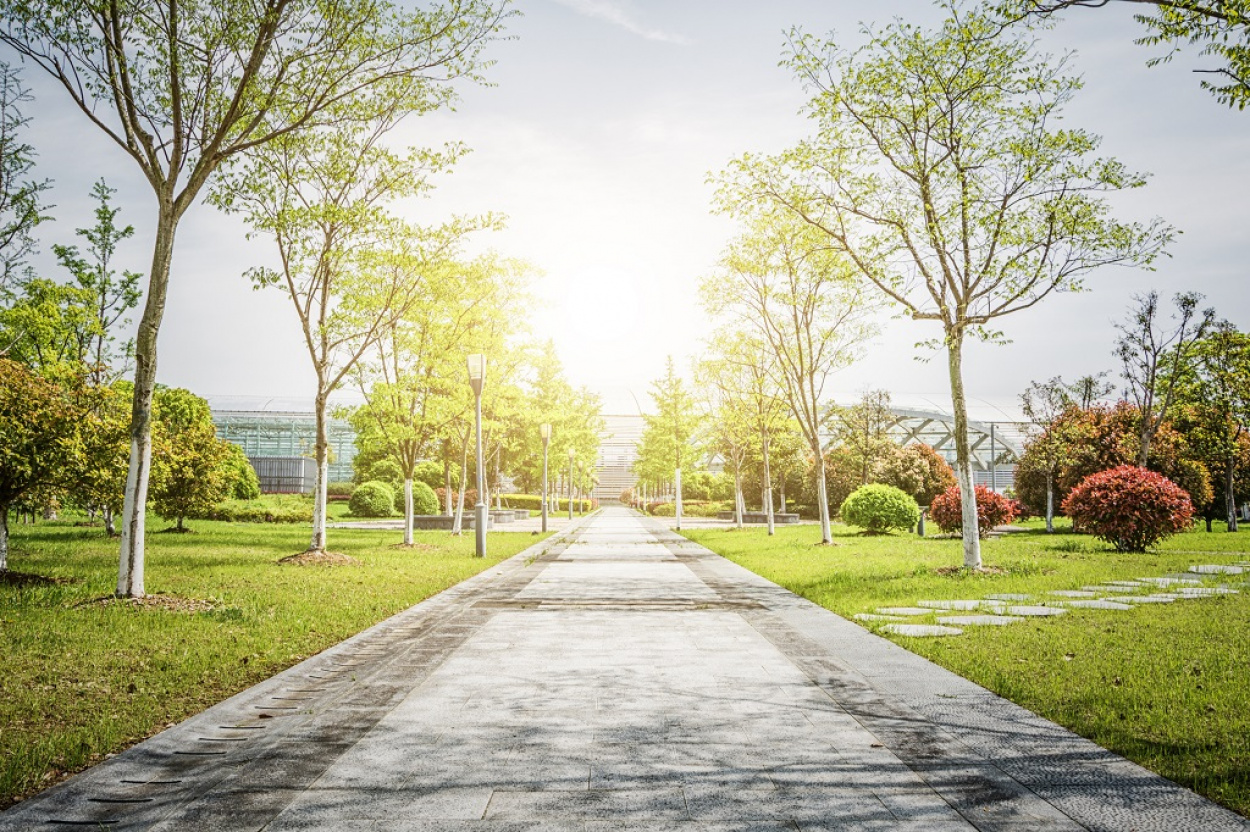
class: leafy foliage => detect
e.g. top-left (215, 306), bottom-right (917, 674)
top-left (396, 480), bottom-right (439, 516)
top-left (839, 484), bottom-right (920, 534)
top-left (930, 485), bottom-right (1018, 538)
top-left (1062, 465), bottom-right (1196, 551)
top-left (222, 444), bottom-right (261, 501)
top-left (349, 481), bottom-right (395, 518)
top-left (149, 389), bottom-right (232, 531)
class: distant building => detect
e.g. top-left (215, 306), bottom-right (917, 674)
top-left (594, 414), bottom-right (645, 503)
top-left (211, 409), bottom-right (357, 485)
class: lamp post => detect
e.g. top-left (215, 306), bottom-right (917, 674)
top-left (467, 354), bottom-right (487, 558)
top-left (540, 423), bottom-right (551, 533)
top-left (567, 447), bottom-right (575, 520)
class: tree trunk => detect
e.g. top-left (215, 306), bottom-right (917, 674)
top-left (779, 477), bottom-right (786, 515)
top-left (308, 388), bottom-right (330, 552)
top-left (1045, 469), bottom-right (1055, 534)
top-left (117, 199), bottom-right (179, 598)
top-left (104, 507), bottom-right (115, 537)
top-left (452, 431), bottom-right (469, 534)
top-left (0, 504), bottom-right (8, 571)
top-left (443, 457), bottom-right (453, 516)
top-left (1226, 458), bottom-right (1238, 532)
top-left (177, 514), bottom-right (185, 532)
top-left (734, 467), bottom-right (743, 529)
top-left (674, 467), bottom-right (683, 531)
top-left (947, 329), bottom-right (982, 568)
top-left (762, 430), bottom-right (775, 536)
top-left (403, 477), bottom-right (414, 545)
top-left (815, 449), bottom-right (832, 544)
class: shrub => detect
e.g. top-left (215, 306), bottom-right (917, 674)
top-left (360, 458), bottom-right (403, 490)
top-left (349, 480), bottom-right (395, 517)
top-left (326, 481), bottom-right (354, 497)
top-left (190, 495), bottom-right (312, 523)
top-left (839, 484), bottom-right (920, 533)
top-left (1062, 465), bottom-right (1194, 552)
top-left (648, 500), bottom-right (725, 517)
top-left (222, 444), bottom-right (261, 501)
top-left (394, 480), bottom-right (439, 515)
top-left (929, 485), bottom-right (1017, 537)
top-left (412, 460), bottom-right (445, 490)
top-left (435, 487), bottom-right (477, 510)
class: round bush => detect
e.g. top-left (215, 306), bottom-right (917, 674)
top-left (839, 484), bottom-right (920, 534)
top-left (349, 480), bottom-right (395, 517)
top-left (394, 480), bottom-right (439, 515)
top-left (929, 484), bottom-right (1017, 537)
top-left (1061, 465), bottom-right (1194, 552)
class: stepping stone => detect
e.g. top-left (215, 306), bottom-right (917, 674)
top-left (1084, 585), bottom-right (1143, 593)
top-left (854, 613), bottom-right (904, 622)
top-left (1049, 590), bottom-right (1098, 598)
top-left (1138, 577), bottom-right (1200, 586)
top-left (937, 615), bottom-right (1024, 626)
top-left (881, 623), bottom-right (963, 637)
top-left (1189, 564), bottom-right (1245, 575)
top-left (876, 607), bottom-right (933, 616)
top-left (1105, 580), bottom-right (1149, 586)
top-left (1176, 586), bottom-right (1238, 596)
top-left (917, 599), bottom-right (996, 611)
top-left (986, 593), bottom-right (1033, 601)
top-left (1005, 605), bottom-right (1067, 616)
top-left (1058, 599), bottom-right (1134, 610)
top-left (1104, 595), bottom-right (1175, 604)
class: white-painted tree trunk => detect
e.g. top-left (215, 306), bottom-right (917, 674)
top-left (308, 391), bottom-right (330, 552)
top-left (762, 431), bottom-right (775, 536)
top-left (674, 467), bottom-right (683, 531)
top-left (452, 435), bottom-right (469, 535)
top-left (117, 435), bottom-right (152, 596)
top-left (1045, 470), bottom-right (1055, 533)
top-left (947, 330), bottom-right (982, 568)
top-left (734, 472), bottom-right (744, 529)
top-left (815, 447), bottom-right (832, 544)
top-left (444, 463), bottom-right (453, 516)
top-left (0, 506), bottom-right (9, 571)
top-left (403, 478), bottom-right (414, 545)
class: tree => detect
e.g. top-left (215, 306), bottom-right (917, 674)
top-left (635, 357), bottom-right (701, 530)
top-left (1021, 377), bottom-right (1080, 531)
top-left (695, 345), bottom-right (757, 528)
top-left (0, 0), bottom-right (511, 597)
top-left (0, 62), bottom-right (49, 292)
top-left (1116, 291), bottom-right (1215, 465)
top-left (0, 359), bottom-right (80, 568)
top-left (876, 443), bottom-right (957, 508)
top-left (213, 120), bottom-right (474, 555)
top-left (149, 388), bottom-right (231, 532)
top-left (828, 390), bottom-right (897, 487)
top-left (724, 6), bottom-right (1171, 566)
top-left (70, 380), bottom-right (132, 535)
top-left (52, 180), bottom-right (142, 385)
top-left (997, 0), bottom-right (1250, 109)
top-left (703, 211), bottom-right (873, 544)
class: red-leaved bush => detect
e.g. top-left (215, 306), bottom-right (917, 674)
top-left (1061, 465), bottom-right (1194, 552)
top-left (929, 484), bottom-right (1017, 537)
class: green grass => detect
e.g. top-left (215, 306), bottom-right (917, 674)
top-left (0, 517), bottom-right (548, 809)
top-left (683, 520), bottom-right (1250, 817)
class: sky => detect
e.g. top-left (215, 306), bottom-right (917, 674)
top-left (9, 0), bottom-right (1249, 422)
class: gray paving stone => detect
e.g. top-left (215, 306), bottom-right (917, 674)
top-left (880, 624), bottom-right (964, 637)
top-left (1056, 599), bottom-right (1135, 610)
top-left (916, 599), bottom-right (996, 611)
top-left (1190, 564), bottom-right (1245, 574)
top-left (1005, 606), bottom-right (1068, 617)
top-left (935, 615), bottom-right (1025, 626)
top-left (1104, 595), bottom-right (1177, 604)
top-left (986, 593), bottom-right (1033, 601)
top-left (1049, 590), bottom-right (1099, 598)
top-left (2, 507), bottom-right (1245, 832)
top-left (853, 613), bottom-right (904, 622)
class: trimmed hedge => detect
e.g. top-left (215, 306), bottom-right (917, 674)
top-left (648, 500), bottom-right (727, 518)
top-left (189, 496), bottom-right (312, 523)
top-left (839, 484), bottom-right (920, 534)
top-left (327, 481), bottom-right (354, 497)
top-left (501, 493), bottom-right (594, 512)
top-left (929, 484), bottom-right (1017, 537)
top-left (1062, 465), bottom-right (1194, 552)
top-left (350, 480), bottom-right (395, 517)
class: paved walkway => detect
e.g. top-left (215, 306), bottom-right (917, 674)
top-left (5, 507), bottom-right (1246, 831)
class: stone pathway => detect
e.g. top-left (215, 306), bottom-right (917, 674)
top-left (3, 507), bottom-right (1246, 831)
top-left (874, 563), bottom-right (1245, 637)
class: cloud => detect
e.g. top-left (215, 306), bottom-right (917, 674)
top-left (547, 0), bottom-right (689, 44)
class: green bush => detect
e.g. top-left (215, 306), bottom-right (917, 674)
top-left (839, 484), bottom-right (920, 533)
top-left (327, 481), bottom-right (354, 497)
top-left (412, 461), bottom-right (446, 490)
top-left (222, 444), bottom-right (261, 500)
top-left (350, 480), bottom-right (395, 517)
top-left (648, 500), bottom-right (726, 518)
top-left (394, 480), bottom-right (439, 515)
top-left (360, 459), bottom-right (403, 491)
top-left (189, 495), bottom-right (312, 523)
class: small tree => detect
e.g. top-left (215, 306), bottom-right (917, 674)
top-left (149, 389), bottom-right (231, 532)
top-left (1020, 377), bottom-right (1081, 532)
top-left (1063, 465), bottom-right (1195, 551)
top-left (636, 357), bottom-right (701, 530)
top-left (0, 63), bottom-right (49, 291)
top-left (725, 6), bottom-right (1171, 565)
top-left (931, 485), bottom-right (1018, 538)
top-left (70, 381), bottom-right (132, 534)
top-left (840, 484), bottom-right (921, 534)
top-left (0, 359), bottom-right (79, 568)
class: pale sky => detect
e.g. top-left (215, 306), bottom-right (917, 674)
top-left (11, 0), bottom-right (1249, 422)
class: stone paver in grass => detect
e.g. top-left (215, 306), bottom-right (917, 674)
top-left (1140, 576), bottom-right (1202, 586)
top-left (1005, 605), bottom-right (1068, 617)
top-left (1190, 564), bottom-right (1245, 574)
top-left (876, 606), bottom-right (934, 616)
top-left (880, 623), bottom-right (965, 637)
top-left (1104, 595), bottom-right (1177, 604)
top-left (1177, 586), bottom-right (1239, 596)
top-left (1057, 599), bottom-right (1136, 610)
top-left (916, 599), bottom-right (1003, 611)
top-left (936, 615), bottom-right (1024, 626)
top-left (1049, 589), bottom-right (1099, 598)
top-left (986, 593), bottom-right (1033, 601)
top-left (853, 613), bottom-right (904, 622)
top-left (4, 507), bottom-right (1247, 832)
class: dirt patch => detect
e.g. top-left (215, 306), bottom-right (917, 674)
top-left (0, 570), bottom-right (78, 587)
top-left (935, 564), bottom-right (1010, 576)
top-left (74, 594), bottom-right (220, 613)
top-left (156, 527), bottom-right (194, 534)
top-left (278, 550), bottom-right (360, 567)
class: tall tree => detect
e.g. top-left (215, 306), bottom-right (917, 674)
top-left (636, 356), bottom-right (701, 530)
top-left (702, 213), bottom-right (872, 544)
top-left (0, 62), bottom-right (49, 292)
top-left (1020, 377), bottom-right (1080, 531)
top-left (1184, 321), bottom-right (1250, 530)
top-left (1115, 290), bottom-right (1215, 464)
top-left (148, 388), bottom-right (231, 533)
top-left (0, 0), bottom-right (511, 596)
top-left (829, 390), bottom-right (896, 487)
top-left (695, 347), bottom-right (756, 528)
top-left (723, 6), bottom-right (1171, 566)
top-left (214, 122), bottom-right (466, 555)
top-left (997, 0), bottom-right (1250, 109)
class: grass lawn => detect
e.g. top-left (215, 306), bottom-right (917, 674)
top-left (0, 516), bottom-right (548, 809)
top-left (682, 519), bottom-right (1250, 817)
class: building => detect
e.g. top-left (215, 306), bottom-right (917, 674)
top-left (594, 414), bottom-right (646, 503)
top-left (211, 409), bottom-right (358, 485)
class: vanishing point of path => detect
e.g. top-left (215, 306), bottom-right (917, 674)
top-left (5, 507), bottom-right (1246, 831)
